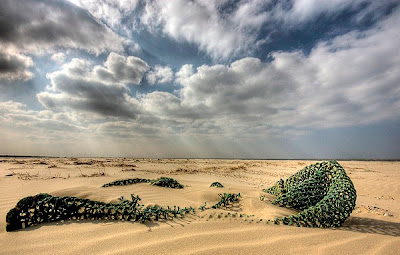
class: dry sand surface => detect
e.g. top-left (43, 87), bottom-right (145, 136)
top-left (0, 158), bottom-right (399, 254)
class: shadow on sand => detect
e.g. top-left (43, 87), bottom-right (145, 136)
top-left (338, 216), bottom-right (400, 237)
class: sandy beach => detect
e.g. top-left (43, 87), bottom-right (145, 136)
top-left (0, 158), bottom-right (399, 254)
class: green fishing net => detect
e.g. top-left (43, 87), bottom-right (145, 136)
top-left (264, 160), bottom-right (356, 227)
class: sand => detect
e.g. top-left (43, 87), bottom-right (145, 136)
top-left (0, 158), bottom-right (399, 254)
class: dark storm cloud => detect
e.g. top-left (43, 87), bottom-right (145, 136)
top-left (0, 0), bottom-right (124, 54)
top-left (0, 47), bottom-right (33, 81)
top-left (0, 52), bottom-right (23, 73)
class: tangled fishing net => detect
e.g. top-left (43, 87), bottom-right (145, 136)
top-left (5, 190), bottom-right (240, 231)
top-left (264, 160), bottom-right (356, 227)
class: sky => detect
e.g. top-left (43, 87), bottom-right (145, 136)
top-left (0, 0), bottom-right (399, 159)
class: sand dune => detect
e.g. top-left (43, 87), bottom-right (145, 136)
top-left (0, 158), bottom-right (399, 254)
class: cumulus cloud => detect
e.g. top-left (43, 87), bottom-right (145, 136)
top-left (94, 52), bottom-right (149, 85)
top-left (37, 52), bottom-right (149, 119)
top-left (143, 10), bottom-right (400, 131)
top-left (0, 0), bottom-right (125, 55)
top-left (146, 65), bottom-right (173, 84)
top-left (0, 46), bottom-right (33, 81)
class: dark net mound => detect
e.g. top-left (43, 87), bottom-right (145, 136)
top-left (264, 160), bottom-right (356, 228)
top-left (210, 182), bottom-right (224, 188)
top-left (150, 177), bottom-right (184, 189)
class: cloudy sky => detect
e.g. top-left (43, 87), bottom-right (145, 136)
top-left (0, 0), bottom-right (399, 159)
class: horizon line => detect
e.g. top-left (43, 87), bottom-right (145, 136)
top-left (0, 155), bottom-right (399, 161)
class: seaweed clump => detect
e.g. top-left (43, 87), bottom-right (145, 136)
top-left (210, 182), bottom-right (224, 188)
top-left (150, 177), bottom-right (184, 189)
top-left (264, 160), bottom-right (356, 228)
top-left (5, 193), bottom-right (195, 232)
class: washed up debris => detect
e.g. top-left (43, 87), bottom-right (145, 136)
top-left (102, 177), bottom-right (184, 189)
top-left (264, 160), bottom-right (357, 228)
top-left (102, 178), bottom-right (150, 187)
top-left (210, 182), bottom-right (224, 188)
top-left (198, 202), bottom-right (209, 211)
top-left (212, 193), bottom-right (241, 209)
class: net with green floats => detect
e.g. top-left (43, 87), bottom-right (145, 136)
top-left (5, 190), bottom-right (243, 232)
top-left (264, 160), bottom-right (356, 228)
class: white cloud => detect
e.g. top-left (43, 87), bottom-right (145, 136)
top-left (140, 0), bottom-right (268, 60)
top-left (94, 52), bottom-right (149, 85)
top-left (138, 0), bottom-right (398, 60)
top-left (0, 100), bottom-right (85, 133)
top-left (68, 0), bottom-right (139, 29)
top-left (282, 0), bottom-right (398, 24)
top-left (146, 65), bottom-right (174, 84)
top-left (50, 53), bottom-right (67, 64)
top-left (175, 64), bottom-right (194, 83)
